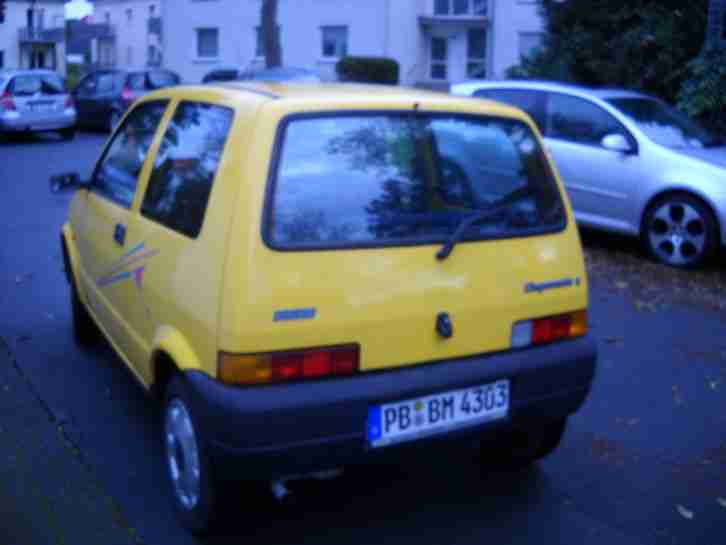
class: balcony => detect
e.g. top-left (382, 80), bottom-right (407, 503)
top-left (419, 0), bottom-right (489, 27)
top-left (18, 27), bottom-right (65, 44)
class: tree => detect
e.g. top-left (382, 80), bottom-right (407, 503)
top-left (260, 0), bottom-right (281, 68)
top-left (511, 0), bottom-right (709, 104)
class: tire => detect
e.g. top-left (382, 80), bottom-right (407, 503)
top-left (642, 193), bottom-right (719, 269)
top-left (71, 279), bottom-right (100, 346)
top-left (480, 418), bottom-right (567, 470)
top-left (108, 110), bottom-right (122, 133)
top-left (163, 375), bottom-right (219, 534)
top-left (60, 127), bottom-right (76, 141)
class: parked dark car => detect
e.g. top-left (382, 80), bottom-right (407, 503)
top-left (240, 66), bottom-right (321, 83)
top-left (201, 66), bottom-right (246, 84)
top-left (73, 69), bottom-right (181, 132)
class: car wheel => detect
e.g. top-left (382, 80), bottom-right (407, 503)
top-left (60, 127), bottom-right (76, 141)
top-left (163, 375), bottom-right (218, 534)
top-left (71, 280), bottom-right (100, 346)
top-left (108, 110), bottom-right (122, 133)
top-left (643, 193), bottom-right (718, 268)
top-left (480, 418), bottom-right (567, 470)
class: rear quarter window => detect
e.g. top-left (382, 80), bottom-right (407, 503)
top-left (266, 113), bottom-right (565, 250)
top-left (140, 101), bottom-right (234, 238)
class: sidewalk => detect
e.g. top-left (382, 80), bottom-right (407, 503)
top-left (0, 340), bottom-right (140, 545)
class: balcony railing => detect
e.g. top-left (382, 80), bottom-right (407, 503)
top-left (18, 26), bottom-right (65, 43)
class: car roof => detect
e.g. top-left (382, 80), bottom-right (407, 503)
top-left (145, 82), bottom-right (532, 120)
top-left (453, 79), bottom-right (651, 101)
top-left (0, 69), bottom-right (63, 77)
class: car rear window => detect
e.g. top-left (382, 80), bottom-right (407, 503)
top-left (148, 71), bottom-right (180, 89)
top-left (127, 73), bottom-right (146, 90)
top-left (10, 74), bottom-right (65, 96)
top-left (266, 113), bottom-right (566, 250)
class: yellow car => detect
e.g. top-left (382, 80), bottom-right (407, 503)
top-left (55, 82), bottom-right (597, 533)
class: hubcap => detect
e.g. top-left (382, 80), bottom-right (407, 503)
top-left (648, 202), bottom-right (706, 266)
top-left (164, 398), bottom-right (201, 510)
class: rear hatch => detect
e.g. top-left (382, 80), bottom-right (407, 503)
top-left (9, 73), bottom-right (67, 121)
top-left (224, 108), bottom-right (588, 372)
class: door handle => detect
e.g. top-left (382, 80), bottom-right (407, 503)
top-left (113, 223), bottom-right (126, 246)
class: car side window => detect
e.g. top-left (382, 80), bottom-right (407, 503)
top-left (127, 73), bottom-right (146, 90)
top-left (10, 75), bottom-right (41, 96)
top-left (140, 101), bottom-right (234, 238)
top-left (96, 73), bottom-right (116, 94)
top-left (76, 75), bottom-right (97, 96)
top-left (92, 100), bottom-right (169, 208)
top-left (546, 93), bottom-right (626, 146)
top-left (473, 89), bottom-right (547, 134)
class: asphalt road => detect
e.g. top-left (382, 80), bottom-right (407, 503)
top-left (1, 131), bottom-right (726, 545)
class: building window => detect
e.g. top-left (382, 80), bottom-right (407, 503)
top-left (105, 11), bottom-right (111, 24)
top-left (430, 37), bottom-right (447, 80)
top-left (150, 5), bottom-right (156, 16)
top-left (434, 0), bottom-right (487, 16)
top-left (321, 26), bottom-right (348, 58)
top-left (255, 25), bottom-right (280, 58)
top-left (126, 46), bottom-right (133, 66)
top-left (0, 51), bottom-right (4, 69)
top-left (37, 9), bottom-right (45, 30)
top-left (467, 28), bottom-right (487, 78)
top-left (519, 32), bottom-right (544, 59)
top-left (126, 8), bottom-right (133, 23)
top-left (53, 14), bottom-right (63, 28)
top-left (197, 28), bottom-right (219, 58)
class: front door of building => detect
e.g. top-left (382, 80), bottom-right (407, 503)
top-left (429, 27), bottom-right (487, 84)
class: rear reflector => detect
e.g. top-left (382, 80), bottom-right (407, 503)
top-left (219, 345), bottom-right (360, 385)
top-left (511, 310), bottom-right (587, 348)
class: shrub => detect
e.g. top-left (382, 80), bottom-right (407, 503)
top-left (336, 56), bottom-right (399, 85)
top-left (677, 48), bottom-right (726, 139)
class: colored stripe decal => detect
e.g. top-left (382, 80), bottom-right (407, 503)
top-left (97, 271), bottom-right (132, 287)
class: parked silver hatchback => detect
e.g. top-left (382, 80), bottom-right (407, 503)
top-left (0, 69), bottom-right (77, 140)
top-left (452, 80), bottom-right (726, 268)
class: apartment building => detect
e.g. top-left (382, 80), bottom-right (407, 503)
top-left (162, 0), bottom-right (545, 86)
top-left (0, 0), bottom-right (66, 72)
top-left (91, 0), bottom-right (162, 69)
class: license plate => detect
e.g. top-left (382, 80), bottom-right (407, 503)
top-left (368, 380), bottom-right (509, 448)
top-left (31, 103), bottom-right (53, 113)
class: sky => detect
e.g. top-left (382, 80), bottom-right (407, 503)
top-left (65, 0), bottom-right (94, 20)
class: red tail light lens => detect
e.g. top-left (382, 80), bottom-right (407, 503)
top-left (512, 310), bottom-right (588, 348)
top-left (219, 345), bottom-right (360, 385)
top-left (0, 91), bottom-right (16, 111)
top-left (121, 87), bottom-right (133, 102)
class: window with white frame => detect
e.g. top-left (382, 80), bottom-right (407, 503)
top-left (53, 15), bottom-right (63, 28)
top-left (255, 25), bottom-right (280, 58)
top-left (518, 32), bottom-right (544, 59)
top-left (0, 51), bottom-right (4, 69)
top-left (434, 0), bottom-right (487, 16)
top-left (126, 8), bottom-right (133, 23)
top-left (321, 26), bottom-right (348, 58)
top-left (467, 28), bottom-right (487, 78)
top-left (430, 36), bottom-right (447, 80)
top-left (105, 11), bottom-right (111, 24)
top-left (126, 46), bottom-right (133, 66)
top-left (196, 28), bottom-right (219, 59)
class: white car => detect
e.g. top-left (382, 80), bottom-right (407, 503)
top-left (452, 80), bottom-right (726, 268)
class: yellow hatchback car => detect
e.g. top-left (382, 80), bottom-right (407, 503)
top-left (55, 82), bottom-right (597, 533)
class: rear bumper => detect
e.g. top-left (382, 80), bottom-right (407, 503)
top-left (185, 337), bottom-right (597, 480)
top-left (0, 111), bottom-right (76, 132)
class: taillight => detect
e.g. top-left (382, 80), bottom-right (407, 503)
top-left (64, 95), bottom-right (75, 109)
top-left (219, 345), bottom-right (360, 385)
top-left (511, 310), bottom-right (587, 348)
top-left (0, 91), bottom-right (16, 111)
top-left (121, 87), bottom-right (133, 102)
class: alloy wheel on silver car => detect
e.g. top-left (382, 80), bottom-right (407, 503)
top-left (165, 398), bottom-right (201, 511)
top-left (647, 200), bottom-right (708, 267)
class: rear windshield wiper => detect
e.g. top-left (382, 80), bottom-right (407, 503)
top-left (436, 186), bottom-right (533, 261)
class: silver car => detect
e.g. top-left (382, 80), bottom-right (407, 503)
top-left (451, 80), bottom-right (726, 268)
top-left (0, 69), bottom-right (77, 140)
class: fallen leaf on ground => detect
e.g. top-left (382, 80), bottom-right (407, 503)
top-left (676, 505), bottom-right (694, 519)
top-left (604, 337), bottom-right (623, 345)
top-left (717, 497), bottom-right (726, 509)
top-left (627, 418), bottom-right (640, 426)
top-left (634, 300), bottom-right (657, 312)
top-left (615, 281), bottom-right (628, 290)
top-left (709, 380), bottom-right (720, 391)
top-left (16, 335), bottom-right (31, 343)
top-left (14, 274), bottom-right (33, 284)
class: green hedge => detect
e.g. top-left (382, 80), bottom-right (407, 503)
top-left (677, 49), bottom-right (726, 139)
top-left (336, 56), bottom-right (399, 85)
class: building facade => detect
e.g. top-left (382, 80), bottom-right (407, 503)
top-left (706, 0), bottom-right (726, 49)
top-left (91, 0), bottom-right (162, 69)
top-left (162, 0), bottom-right (545, 86)
top-left (0, 0), bottom-right (67, 72)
